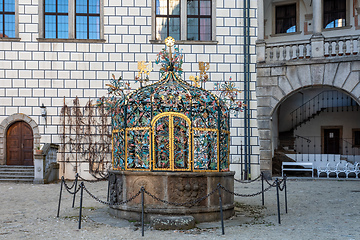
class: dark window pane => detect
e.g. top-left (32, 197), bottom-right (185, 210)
top-left (187, 0), bottom-right (198, 15)
top-left (200, 0), bottom-right (211, 15)
top-left (355, 131), bottom-right (360, 146)
top-left (275, 4), bottom-right (296, 34)
top-left (187, 17), bottom-right (198, 40)
top-left (324, 0), bottom-right (346, 29)
top-left (187, 0), bottom-right (211, 40)
top-left (169, 17), bottom-right (180, 40)
top-left (155, 0), bottom-right (181, 40)
top-left (200, 18), bottom-right (211, 40)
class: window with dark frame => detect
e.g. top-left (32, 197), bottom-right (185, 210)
top-left (44, 0), bottom-right (68, 38)
top-left (187, 0), bottom-right (211, 41)
top-left (155, 0), bottom-right (180, 41)
top-left (353, 129), bottom-right (360, 147)
top-left (275, 3), bottom-right (296, 34)
top-left (0, 0), bottom-right (15, 38)
top-left (323, 0), bottom-right (346, 29)
top-left (75, 0), bottom-right (100, 39)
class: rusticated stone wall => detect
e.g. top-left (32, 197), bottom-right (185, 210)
top-left (257, 58), bottom-right (360, 177)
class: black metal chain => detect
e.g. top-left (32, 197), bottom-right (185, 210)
top-left (82, 184), bottom-right (142, 206)
top-left (234, 174), bottom-right (261, 183)
top-left (78, 174), bottom-right (108, 182)
top-left (62, 176), bottom-right (77, 190)
top-left (219, 183), bottom-right (273, 197)
top-left (62, 178), bottom-right (81, 195)
top-left (265, 178), bottom-right (277, 187)
top-left (144, 185), bottom-right (220, 207)
top-left (70, 176), bottom-right (283, 208)
top-left (278, 179), bottom-right (286, 191)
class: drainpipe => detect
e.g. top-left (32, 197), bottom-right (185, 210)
top-left (243, 0), bottom-right (251, 180)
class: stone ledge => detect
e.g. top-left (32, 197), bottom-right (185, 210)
top-left (150, 216), bottom-right (195, 230)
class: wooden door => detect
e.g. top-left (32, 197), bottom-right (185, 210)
top-left (6, 121), bottom-right (34, 166)
top-left (324, 128), bottom-right (340, 154)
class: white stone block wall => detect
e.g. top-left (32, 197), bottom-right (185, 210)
top-left (0, 0), bottom-right (259, 178)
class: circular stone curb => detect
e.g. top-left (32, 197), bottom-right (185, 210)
top-left (150, 215), bottom-right (195, 230)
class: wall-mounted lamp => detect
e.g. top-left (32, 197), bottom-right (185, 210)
top-left (40, 103), bottom-right (47, 126)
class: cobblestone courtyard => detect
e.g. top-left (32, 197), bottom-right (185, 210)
top-left (0, 179), bottom-right (359, 239)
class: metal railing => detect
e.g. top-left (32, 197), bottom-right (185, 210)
top-left (277, 136), bottom-right (360, 162)
top-left (290, 90), bottom-right (358, 129)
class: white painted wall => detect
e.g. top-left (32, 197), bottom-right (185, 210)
top-left (0, 0), bottom-right (260, 179)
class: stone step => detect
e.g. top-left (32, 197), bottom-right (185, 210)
top-left (0, 165), bottom-right (34, 168)
top-left (0, 174), bottom-right (34, 179)
top-left (0, 166), bottom-right (34, 182)
top-left (0, 172), bottom-right (34, 176)
top-left (0, 169), bottom-right (34, 172)
top-left (0, 178), bottom-right (34, 182)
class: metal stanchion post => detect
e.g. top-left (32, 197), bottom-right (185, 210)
top-left (141, 187), bottom-right (145, 237)
top-left (261, 172), bottom-right (264, 206)
top-left (72, 173), bottom-right (78, 208)
top-left (57, 177), bottom-right (64, 217)
top-left (78, 182), bottom-right (84, 229)
top-left (218, 185), bottom-right (225, 235)
top-left (276, 178), bottom-right (281, 224)
top-left (284, 175), bottom-right (288, 214)
top-left (107, 177), bottom-right (111, 202)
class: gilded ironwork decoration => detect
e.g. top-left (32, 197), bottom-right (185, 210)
top-left (136, 61), bottom-right (152, 87)
top-left (97, 36), bottom-right (245, 172)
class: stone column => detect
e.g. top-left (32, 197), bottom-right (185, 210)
top-left (311, 0), bottom-right (324, 58)
top-left (256, 0), bottom-right (266, 62)
top-left (312, 0), bottom-right (322, 35)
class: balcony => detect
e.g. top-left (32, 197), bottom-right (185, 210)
top-left (258, 35), bottom-right (360, 64)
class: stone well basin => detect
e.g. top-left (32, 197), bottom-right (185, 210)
top-left (108, 170), bottom-right (234, 223)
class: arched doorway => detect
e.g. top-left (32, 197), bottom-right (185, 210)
top-left (271, 86), bottom-right (360, 174)
top-left (6, 121), bottom-right (34, 166)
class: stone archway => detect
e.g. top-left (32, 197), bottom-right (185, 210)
top-left (256, 60), bottom-right (360, 177)
top-left (0, 114), bottom-right (41, 165)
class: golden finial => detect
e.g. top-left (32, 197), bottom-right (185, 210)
top-left (165, 36), bottom-right (175, 62)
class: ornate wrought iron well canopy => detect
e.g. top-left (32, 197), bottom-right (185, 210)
top-left (111, 37), bottom-right (230, 172)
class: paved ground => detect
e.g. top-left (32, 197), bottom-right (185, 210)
top-left (0, 178), bottom-right (359, 239)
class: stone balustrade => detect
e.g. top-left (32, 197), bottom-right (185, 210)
top-left (265, 41), bottom-right (311, 62)
top-left (324, 37), bottom-right (359, 57)
top-left (259, 35), bottom-right (360, 63)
